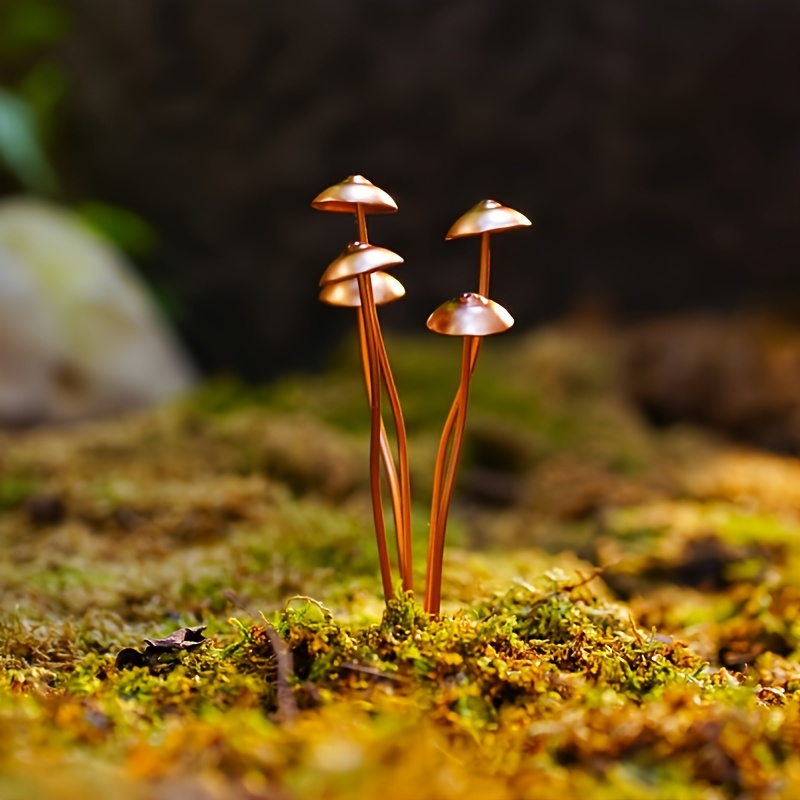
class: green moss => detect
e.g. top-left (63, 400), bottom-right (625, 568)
top-left (5, 327), bottom-right (800, 797)
top-left (0, 477), bottom-right (37, 510)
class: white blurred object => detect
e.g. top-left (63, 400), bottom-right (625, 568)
top-left (0, 198), bottom-right (195, 425)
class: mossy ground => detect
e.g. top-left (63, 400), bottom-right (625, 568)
top-left (3, 327), bottom-right (800, 799)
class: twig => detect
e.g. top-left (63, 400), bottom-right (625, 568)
top-left (259, 612), bottom-right (298, 722)
top-left (223, 590), bottom-right (297, 721)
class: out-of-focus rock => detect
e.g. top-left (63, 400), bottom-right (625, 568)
top-left (0, 198), bottom-right (195, 425)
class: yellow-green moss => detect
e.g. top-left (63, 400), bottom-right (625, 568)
top-left (4, 329), bottom-right (800, 798)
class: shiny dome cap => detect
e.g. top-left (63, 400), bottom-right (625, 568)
top-left (445, 199), bottom-right (531, 239)
top-left (319, 271), bottom-right (405, 307)
top-left (426, 293), bottom-right (514, 336)
top-left (311, 175), bottom-right (398, 214)
top-left (319, 241), bottom-right (404, 286)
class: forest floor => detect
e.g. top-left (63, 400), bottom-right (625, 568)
top-left (4, 322), bottom-right (800, 799)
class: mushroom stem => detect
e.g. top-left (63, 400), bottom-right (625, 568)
top-left (357, 307), bottom-right (405, 583)
top-left (425, 336), bottom-right (474, 615)
top-left (428, 336), bottom-right (481, 560)
top-left (479, 232), bottom-right (491, 297)
top-left (375, 334), bottom-right (413, 592)
top-left (356, 205), bottom-right (368, 243)
top-left (357, 272), bottom-right (393, 601)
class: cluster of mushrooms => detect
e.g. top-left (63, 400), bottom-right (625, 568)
top-left (313, 176), bottom-right (531, 615)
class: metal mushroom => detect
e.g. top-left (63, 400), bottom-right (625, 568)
top-left (319, 271), bottom-right (406, 307)
top-left (446, 199), bottom-right (531, 302)
top-left (312, 174), bottom-right (398, 219)
top-left (424, 199), bottom-right (530, 615)
top-left (312, 180), bottom-right (532, 615)
top-left (312, 177), bottom-right (413, 600)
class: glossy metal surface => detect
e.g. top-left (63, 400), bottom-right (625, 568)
top-left (319, 241), bottom-right (404, 285)
top-left (445, 199), bottom-right (531, 239)
top-left (426, 292), bottom-right (514, 336)
top-left (319, 271), bottom-right (405, 307)
top-left (311, 174), bottom-right (398, 214)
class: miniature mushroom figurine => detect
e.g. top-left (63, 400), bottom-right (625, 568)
top-left (423, 199), bottom-right (531, 612)
top-left (446, 199), bottom-right (531, 299)
top-left (312, 174), bottom-right (397, 233)
top-left (424, 293), bottom-right (514, 614)
top-left (312, 176), bottom-right (413, 599)
top-left (437, 201), bottom-right (531, 464)
top-left (319, 271), bottom-right (405, 308)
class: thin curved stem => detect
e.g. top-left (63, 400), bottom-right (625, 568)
top-left (428, 335), bottom-right (481, 539)
top-left (356, 206), bottom-right (368, 243)
top-left (437, 338), bottom-right (473, 551)
top-left (357, 273), bottom-right (393, 602)
top-left (427, 388), bottom-right (457, 588)
top-left (425, 337), bottom-right (473, 615)
top-left (469, 336), bottom-right (482, 373)
top-left (364, 285), bottom-right (406, 594)
top-left (375, 332), bottom-right (413, 592)
top-left (357, 309), bottom-right (404, 574)
top-left (479, 232), bottom-right (491, 296)
top-left (426, 401), bottom-right (452, 607)
top-left (426, 338), bottom-right (481, 603)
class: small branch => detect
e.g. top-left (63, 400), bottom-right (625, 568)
top-left (260, 613), bottom-right (298, 722)
top-left (223, 590), bottom-right (297, 721)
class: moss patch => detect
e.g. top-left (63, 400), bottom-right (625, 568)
top-left (4, 328), bottom-right (800, 798)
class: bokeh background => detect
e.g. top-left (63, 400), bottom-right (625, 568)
top-left (2, 0), bottom-right (800, 381)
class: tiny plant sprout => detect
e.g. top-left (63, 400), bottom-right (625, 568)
top-left (312, 177), bottom-right (413, 600)
top-left (424, 293), bottom-right (514, 615)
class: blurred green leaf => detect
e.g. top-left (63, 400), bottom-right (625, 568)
top-left (75, 201), bottom-right (157, 258)
top-left (0, 0), bottom-right (71, 59)
top-left (0, 87), bottom-right (58, 194)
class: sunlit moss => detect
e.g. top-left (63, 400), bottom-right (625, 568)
top-left (5, 327), bottom-right (800, 797)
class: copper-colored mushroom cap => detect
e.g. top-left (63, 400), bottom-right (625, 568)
top-left (319, 271), bottom-right (405, 307)
top-left (319, 241), bottom-right (404, 286)
top-left (426, 292), bottom-right (514, 336)
top-left (445, 199), bottom-right (531, 239)
top-left (311, 175), bottom-right (398, 214)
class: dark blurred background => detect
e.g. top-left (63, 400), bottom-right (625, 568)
top-left (2, 0), bottom-right (800, 380)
